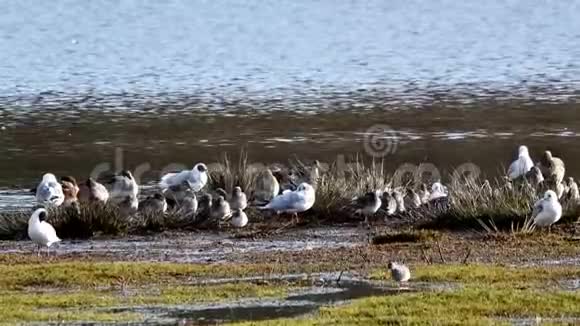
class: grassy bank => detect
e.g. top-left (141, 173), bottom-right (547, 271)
top-left (0, 258), bottom-right (578, 324)
top-left (1, 157), bottom-right (579, 240)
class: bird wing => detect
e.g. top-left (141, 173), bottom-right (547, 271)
top-left (159, 171), bottom-right (186, 189)
top-left (265, 191), bottom-right (305, 211)
top-left (39, 222), bottom-right (60, 243)
top-left (507, 160), bottom-right (520, 180)
top-left (532, 199), bottom-right (543, 218)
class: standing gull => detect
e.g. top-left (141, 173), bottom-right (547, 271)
top-left (350, 191), bottom-right (382, 223)
top-left (258, 183), bottom-right (315, 221)
top-left (28, 208), bottom-right (61, 256)
top-left (507, 145), bottom-right (534, 180)
top-left (36, 173), bottom-right (65, 207)
top-left (159, 163), bottom-right (208, 192)
top-left (532, 190), bottom-right (562, 230)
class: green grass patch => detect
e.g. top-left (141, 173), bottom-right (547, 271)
top-left (234, 264), bottom-right (580, 325)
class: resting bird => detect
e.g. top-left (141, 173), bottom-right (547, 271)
top-left (429, 182), bottom-right (448, 201)
top-left (139, 193), bottom-right (167, 214)
top-left (178, 193), bottom-right (198, 218)
top-left (537, 150), bottom-right (565, 185)
top-left (525, 166), bottom-right (544, 187)
top-left (394, 190), bottom-right (405, 213)
top-left (388, 261), bottom-right (411, 283)
top-left (382, 191), bottom-right (397, 216)
top-left (532, 190), bottom-right (562, 230)
top-left (35, 173), bottom-right (65, 207)
top-left (28, 208), bottom-right (61, 256)
top-left (163, 180), bottom-right (193, 208)
top-left (231, 208), bottom-right (248, 228)
top-left (254, 168), bottom-right (281, 204)
top-left (405, 188), bottom-right (421, 209)
top-left (159, 163), bottom-right (208, 192)
top-left (507, 145), bottom-right (534, 180)
top-left (230, 186), bottom-right (247, 211)
top-left (212, 196), bottom-right (231, 220)
top-left (565, 177), bottom-right (580, 205)
top-left (350, 190), bottom-right (382, 223)
top-left (418, 184), bottom-right (430, 204)
top-left (196, 193), bottom-right (213, 221)
top-left (119, 195), bottom-right (139, 217)
top-left (258, 183), bottom-right (315, 221)
top-left (78, 178), bottom-right (109, 204)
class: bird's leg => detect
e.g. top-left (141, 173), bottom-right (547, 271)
top-left (292, 213), bottom-right (299, 224)
top-left (36, 245), bottom-right (41, 257)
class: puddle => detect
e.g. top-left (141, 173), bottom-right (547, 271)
top-left (100, 274), bottom-right (453, 325)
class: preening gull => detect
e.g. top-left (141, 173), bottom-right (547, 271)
top-left (538, 151), bottom-right (565, 185)
top-left (35, 173), bottom-right (65, 207)
top-left (28, 208), bottom-right (61, 256)
top-left (104, 170), bottom-right (139, 204)
top-left (78, 178), bottom-right (109, 204)
top-left (388, 261), bottom-right (411, 283)
top-left (160, 163), bottom-right (208, 192)
top-left (259, 183), bottom-right (315, 219)
top-left (60, 176), bottom-right (79, 207)
top-left (254, 168), bottom-right (280, 204)
top-left (507, 145), bottom-right (534, 180)
top-left (532, 190), bottom-right (562, 228)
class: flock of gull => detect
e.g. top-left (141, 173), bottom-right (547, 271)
top-left (25, 145), bottom-right (573, 262)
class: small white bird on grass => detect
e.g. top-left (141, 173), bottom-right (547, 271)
top-left (507, 145), bottom-right (534, 180)
top-left (532, 190), bottom-right (562, 231)
top-left (258, 182), bottom-right (315, 222)
top-left (388, 261), bottom-right (411, 283)
top-left (28, 208), bottom-right (61, 256)
top-left (159, 163), bottom-right (208, 192)
top-left (36, 173), bottom-right (65, 207)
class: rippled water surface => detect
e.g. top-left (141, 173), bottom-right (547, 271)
top-left (1, 0), bottom-right (580, 196)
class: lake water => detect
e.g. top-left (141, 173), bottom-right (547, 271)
top-left (1, 0), bottom-right (580, 193)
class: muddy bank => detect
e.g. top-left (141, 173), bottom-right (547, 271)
top-left (2, 227), bottom-right (579, 268)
